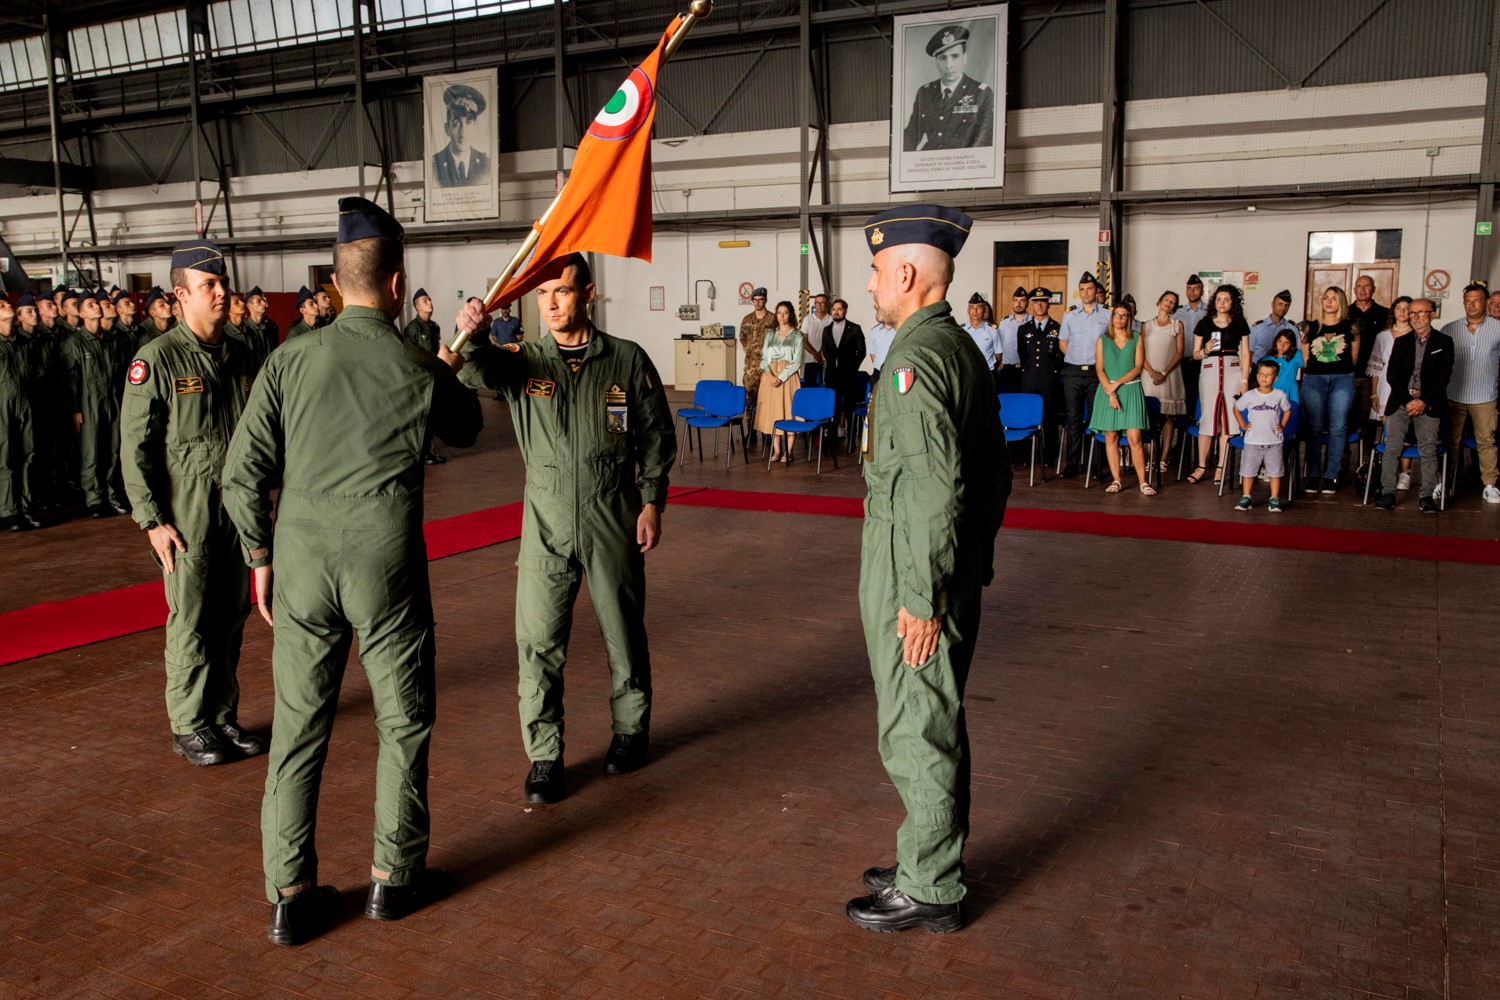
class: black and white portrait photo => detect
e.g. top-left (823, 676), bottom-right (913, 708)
top-left (423, 69), bottom-right (499, 222)
top-left (890, 4), bottom-right (1007, 194)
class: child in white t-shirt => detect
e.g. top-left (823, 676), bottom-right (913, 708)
top-left (1233, 359), bottom-right (1292, 513)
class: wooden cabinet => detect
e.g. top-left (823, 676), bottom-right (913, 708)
top-left (674, 338), bottom-right (737, 391)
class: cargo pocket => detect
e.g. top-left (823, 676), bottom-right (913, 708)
top-left (377, 625), bottom-right (435, 726)
top-left (894, 413), bottom-right (932, 477)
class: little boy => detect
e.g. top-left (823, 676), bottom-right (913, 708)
top-left (1233, 359), bottom-right (1292, 513)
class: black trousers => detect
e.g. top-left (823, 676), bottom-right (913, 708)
top-left (1062, 366), bottom-right (1096, 469)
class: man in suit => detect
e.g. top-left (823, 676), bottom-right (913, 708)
top-left (431, 84), bottom-right (490, 188)
top-left (1374, 298), bottom-right (1452, 513)
top-left (902, 25), bottom-right (994, 152)
top-left (822, 298), bottom-right (866, 440)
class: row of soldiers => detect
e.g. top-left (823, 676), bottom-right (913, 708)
top-left (0, 281), bottom-right (347, 531)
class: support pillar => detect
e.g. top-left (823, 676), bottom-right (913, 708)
top-left (1096, 0), bottom-right (1124, 303)
top-left (1470, 0), bottom-right (1500, 282)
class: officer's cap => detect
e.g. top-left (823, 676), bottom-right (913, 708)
top-left (862, 204), bottom-right (971, 259)
top-left (296, 286), bottom-right (316, 308)
top-left (170, 240), bottom-right (228, 276)
top-left (443, 84), bottom-right (486, 120)
top-left (752, 287), bottom-right (767, 298)
top-left (1273, 289), bottom-right (1292, 303)
top-left (926, 24), bottom-right (969, 58)
top-left (337, 196), bottom-right (405, 245)
top-left (1011, 285), bottom-right (1027, 298)
top-left (1465, 279), bottom-right (1489, 295)
top-left (16, 292), bottom-right (35, 308)
top-left (246, 286), bottom-right (264, 300)
top-left (1187, 273), bottom-right (1203, 286)
top-left (61, 289), bottom-right (79, 304)
top-left (144, 287), bottom-right (165, 308)
top-left (412, 287), bottom-right (431, 305)
top-left (1029, 287), bottom-right (1051, 302)
top-left (968, 292), bottom-right (986, 305)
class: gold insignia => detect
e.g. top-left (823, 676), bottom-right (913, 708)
top-left (173, 376), bottom-right (204, 395)
top-left (525, 378), bottom-right (556, 398)
top-left (870, 227), bottom-right (885, 246)
top-left (500, 342), bottom-right (521, 352)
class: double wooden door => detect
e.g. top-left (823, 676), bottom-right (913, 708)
top-left (995, 266), bottom-right (1069, 323)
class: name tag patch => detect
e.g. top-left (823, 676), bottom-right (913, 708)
top-left (525, 378), bottom-right (556, 398)
top-left (174, 376), bottom-right (204, 395)
top-left (605, 383), bottom-right (628, 434)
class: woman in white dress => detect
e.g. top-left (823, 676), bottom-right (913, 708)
top-left (1141, 290), bottom-right (1186, 471)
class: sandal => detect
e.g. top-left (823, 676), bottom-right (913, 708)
top-left (1186, 466), bottom-right (1207, 484)
top-left (1105, 481), bottom-right (1122, 493)
top-left (1158, 461), bottom-right (1169, 473)
top-left (1213, 467), bottom-right (1226, 487)
top-left (1140, 483), bottom-right (1157, 496)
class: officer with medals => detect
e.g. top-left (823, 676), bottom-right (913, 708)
top-left (120, 241), bottom-right (263, 766)
top-left (403, 288), bottom-right (447, 465)
top-left (447, 252), bottom-right (676, 805)
top-left (286, 287), bottom-right (319, 339)
top-left (902, 25), bottom-right (995, 152)
top-left (221, 197), bottom-right (482, 945)
top-left (848, 205), bottom-right (1010, 933)
top-left (1017, 286), bottom-right (1064, 458)
top-left (431, 84), bottom-right (490, 187)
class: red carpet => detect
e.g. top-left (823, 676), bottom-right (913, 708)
top-left (3, 485), bottom-right (1495, 666)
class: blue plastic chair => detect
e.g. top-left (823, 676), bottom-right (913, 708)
top-left (1364, 423), bottom-right (1447, 508)
top-left (1175, 397), bottom-right (1203, 481)
top-left (1085, 395), bottom-right (1157, 489)
top-left (676, 379), bottom-right (732, 456)
top-left (769, 387), bottom-right (837, 473)
top-left (998, 392), bottom-right (1045, 486)
top-left (685, 383), bottom-right (748, 468)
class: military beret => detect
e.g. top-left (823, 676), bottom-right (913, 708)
top-left (61, 289), bottom-right (79, 304)
top-left (170, 240), bottom-right (228, 276)
top-left (752, 287), bottom-right (767, 298)
top-left (296, 286), bottom-right (316, 308)
top-left (862, 204), bottom-right (971, 258)
top-left (412, 287), bottom-right (431, 304)
top-left (1029, 287), bottom-right (1051, 302)
top-left (1273, 289), bottom-right (1292, 303)
top-left (968, 292), bottom-right (986, 305)
top-left (144, 287), bottom-right (165, 308)
top-left (338, 195), bottom-right (405, 245)
top-left (246, 286), bottom-right (264, 299)
top-left (926, 24), bottom-right (969, 58)
top-left (1465, 279), bottom-right (1489, 295)
top-left (1011, 285), bottom-right (1028, 298)
top-left (443, 83), bottom-right (486, 119)
top-left (16, 292), bottom-right (35, 308)
top-left (1187, 274), bottom-right (1203, 285)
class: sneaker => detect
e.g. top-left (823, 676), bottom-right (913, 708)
top-left (1303, 478), bottom-right (1320, 495)
top-left (1396, 471), bottom-right (1412, 491)
top-left (1485, 485), bottom-right (1500, 504)
top-left (1321, 478), bottom-right (1339, 495)
top-left (1268, 497), bottom-right (1283, 514)
top-left (1235, 495), bottom-right (1252, 512)
top-left (1374, 493), bottom-right (1396, 511)
top-left (1420, 497), bottom-right (1439, 514)
top-left (1257, 469), bottom-right (1269, 482)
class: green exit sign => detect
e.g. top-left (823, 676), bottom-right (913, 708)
top-left (799, 243), bottom-right (809, 255)
top-left (1478, 221), bottom-right (1494, 236)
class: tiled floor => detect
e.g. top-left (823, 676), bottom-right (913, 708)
top-left (1, 394), bottom-right (1496, 1000)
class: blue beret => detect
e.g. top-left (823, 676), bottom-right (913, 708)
top-left (170, 240), bottom-right (227, 276)
top-left (16, 292), bottom-right (35, 308)
top-left (246, 286), bottom-right (264, 299)
top-left (337, 196), bottom-right (404, 244)
top-left (412, 288), bottom-right (430, 304)
top-left (61, 289), bottom-right (80, 304)
top-left (144, 287), bottom-right (165, 308)
top-left (296, 286), bottom-right (316, 308)
top-left (863, 204), bottom-right (971, 258)
top-left (94, 289), bottom-right (111, 301)
top-left (926, 25), bottom-right (969, 57)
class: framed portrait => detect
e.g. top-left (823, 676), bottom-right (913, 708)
top-left (423, 68), bottom-right (500, 222)
top-left (889, 3), bottom-right (1007, 194)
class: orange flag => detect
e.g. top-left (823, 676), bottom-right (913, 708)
top-left (486, 16), bottom-right (681, 309)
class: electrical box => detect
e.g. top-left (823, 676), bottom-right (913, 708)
top-left (677, 304), bottom-right (700, 321)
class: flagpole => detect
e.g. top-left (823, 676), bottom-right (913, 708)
top-left (448, 0), bottom-right (715, 353)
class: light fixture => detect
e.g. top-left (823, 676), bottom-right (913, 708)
top-left (1246, 205), bottom-right (1257, 212)
top-left (718, 240), bottom-right (750, 248)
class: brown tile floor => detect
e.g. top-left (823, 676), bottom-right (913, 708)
top-left (1, 394), bottom-right (1497, 1000)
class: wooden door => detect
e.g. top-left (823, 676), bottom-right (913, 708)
top-left (1305, 264), bottom-right (1350, 322)
top-left (1038, 267), bottom-right (1068, 323)
top-left (1353, 262), bottom-right (1399, 307)
top-left (995, 266), bottom-right (1068, 323)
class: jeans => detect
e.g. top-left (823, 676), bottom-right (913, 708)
top-left (1301, 372), bottom-right (1355, 481)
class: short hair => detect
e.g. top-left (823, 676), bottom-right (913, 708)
top-left (1410, 297), bottom-right (1436, 313)
top-left (560, 252), bottom-right (593, 290)
top-left (333, 236), bottom-right (405, 298)
top-left (832, 298), bottom-right (848, 310)
top-left (169, 268), bottom-right (188, 291)
top-left (1256, 358), bottom-right (1281, 377)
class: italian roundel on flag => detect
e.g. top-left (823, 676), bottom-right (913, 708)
top-left (486, 16), bottom-right (680, 308)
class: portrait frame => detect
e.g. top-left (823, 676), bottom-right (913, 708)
top-left (423, 68), bottom-right (500, 222)
top-left (889, 3), bottom-right (1007, 194)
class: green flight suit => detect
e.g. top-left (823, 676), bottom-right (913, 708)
top-left (0, 330), bottom-right (35, 519)
top-left (461, 328), bottom-right (676, 761)
top-left (859, 301), bottom-right (1010, 905)
top-left (62, 325), bottom-right (126, 508)
top-left (136, 320), bottom-right (173, 352)
top-left (30, 322), bottom-right (73, 502)
top-left (402, 316), bottom-right (440, 354)
top-left (285, 319), bottom-right (314, 341)
top-left (221, 305), bottom-right (482, 902)
top-left (239, 317), bottom-right (276, 363)
top-left (120, 325), bottom-right (259, 736)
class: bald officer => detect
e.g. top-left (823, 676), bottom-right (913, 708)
top-left (848, 205), bottom-right (1010, 933)
top-left (121, 241), bottom-right (263, 767)
top-left (432, 84), bottom-right (490, 187)
top-left (222, 197), bottom-right (482, 946)
top-left (902, 25), bottom-right (995, 152)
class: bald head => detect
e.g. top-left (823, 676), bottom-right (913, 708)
top-left (866, 243), bottom-right (954, 329)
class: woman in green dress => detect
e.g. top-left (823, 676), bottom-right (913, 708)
top-left (1089, 303), bottom-right (1155, 495)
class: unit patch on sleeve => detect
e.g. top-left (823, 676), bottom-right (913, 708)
top-left (525, 378), bottom-right (557, 399)
top-left (127, 360), bottom-right (149, 385)
top-left (173, 376), bottom-right (205, 395)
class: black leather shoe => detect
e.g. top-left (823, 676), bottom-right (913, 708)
top-left (1374, 493), bottom-right (1396, 510)
top-left (862, 865), bottom-right (897, 893)
top-left (217, 720), bottom-right (266, 757)
top-left (1061, 465), bottom-right (1080, 479)
top-left (4, 517), bottom-right (23, 532)
top-left (524, 759), bottom-right (566, 803)
top-left (365, 868), bottom-right (447, 921)
top-left (172, 728), bottom-right (231, 766)
top-left (268, 885), bottom-right (335, 946)
top-left (1420, 497), bottom-right (1439, 514)
top-left (603, 733), bottom-right (648, 774)
top-left (110, 501), bottom-right (131, 515)
top-left (846, 887), bottom-right (962, 933)
top-left (90, 505), bottom-right (117, 519)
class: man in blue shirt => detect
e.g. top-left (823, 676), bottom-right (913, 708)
top-left (1248, 289), bottom-right (1297, 361)
top-left (489, 304), bottom-right (522, 346)
top-left (960, 292), bottom-right (1000, 389)
top-left (1058, 273), bottom-right (1110, 476)
top-left (995, 285), bottom-right (1027, 392)
top-left (1174, 274), bottom-right (1208, 419)
top-left (867, 320), bottom-right (896, 380)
